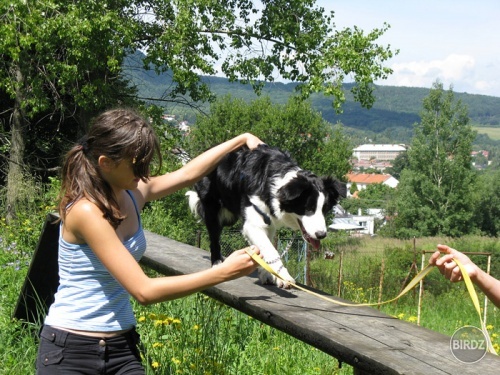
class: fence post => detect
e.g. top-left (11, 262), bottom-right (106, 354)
top-left (337, 251), bottom-right (344, 297)
top-left (377, 257), bottom-right (385, 308)
top-left (417, 251), bottom-right (425, 326)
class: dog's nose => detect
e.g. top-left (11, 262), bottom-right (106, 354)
top-left (315, 231), bottom-right (327, 239)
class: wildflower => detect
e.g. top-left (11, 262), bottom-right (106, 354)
top-left (138, 316), bottom-right (146, 323)
top-left (407, 316), bottom-right (418, 323)
top-left (152, 342), bottom-right (163, 348)
top-left (493, 343), bottom-right (500, 354)
top-left (397, 313), bottom-right (405, 320)
top-left (193, 324), bottom-right (200, 330)
top-left (171, 357), bottom-right (181, 365)
top-left (152, 361), bottom-right (160, 369)
top-left (148, 313), bottom-right (157, 320)
top-left (487, 324), bottom-right (494, 331)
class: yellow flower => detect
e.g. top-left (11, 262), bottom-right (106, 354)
top-left (397, 313), bottom-right (405, 320)
top-left (138, 316), bottom-right (146, 323)
top-left (407, 316), bottom-right (418, 323)
top-left (148, 313), bottom-right (157, 320)
top-left (171, 357), bottom-right (181, 365)
top-left (487, 324), bottom-right (494, 331)
top-left (273, 346), bottom-right (280, 351)
top-left (152, 361), bottom-right (160, 369)
top-left (193, 324), bottom-right (200, 330)
top-left (152, 342), bottom-right (163, 348)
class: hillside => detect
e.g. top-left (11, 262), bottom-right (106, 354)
top-left (123, 52), bottom-right (500, 136)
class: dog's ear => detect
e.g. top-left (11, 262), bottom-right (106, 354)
top-left (277, 175), bottom-right (311, 205)
top-left (322, 176), bottom-right (347, 203)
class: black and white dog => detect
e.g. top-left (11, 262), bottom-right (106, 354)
top-left (186, 144), bottom-right (347, 288)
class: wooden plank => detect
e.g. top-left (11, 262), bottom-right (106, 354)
top-left (142, 230), bottom-right (500, 374)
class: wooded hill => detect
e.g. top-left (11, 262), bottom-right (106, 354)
top-left (124, 52), bottom-right (500, 136)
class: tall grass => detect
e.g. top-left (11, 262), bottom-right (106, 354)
top-left (1, 177), bottom-right (499, 374)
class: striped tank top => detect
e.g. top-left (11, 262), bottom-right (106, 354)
top-left (44, 191), bottom-right (147, 331)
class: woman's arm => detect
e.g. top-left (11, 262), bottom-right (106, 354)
top-left (429, 244), bottom-right (500, 308)
top-left (138, 133), bottom-right (263, 204)
top-left (67, 201), bottom-right (260, 305)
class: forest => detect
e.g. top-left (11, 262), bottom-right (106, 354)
top-left (124, 50), bottom-right (500, 138)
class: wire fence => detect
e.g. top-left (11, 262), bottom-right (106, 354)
top-left (191, 229), bottom-right (494, 325)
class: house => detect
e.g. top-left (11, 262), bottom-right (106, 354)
top-left (329, 206), bottom-right (377, 235)
top-left (353, 144), bottom-right (406, 161)
top-left (346, 173), bottom-right (398, 197)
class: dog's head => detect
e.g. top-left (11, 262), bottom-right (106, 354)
top-left (277, 171), bottom-right (346, 249)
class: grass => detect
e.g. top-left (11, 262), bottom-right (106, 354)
top-left (1, 197), bottom-right (500, 374)
top-left (474, 126), bottom-right (500, 140)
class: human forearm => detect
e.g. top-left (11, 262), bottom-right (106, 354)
top-left (143, 133), bottom-right (263, 201)
top-left (181, 133), bottom-right (260, 184)
top-left (473, 269), bottom-right (500, 309)
top-left (135, 248), bottom-right (259, 305)
top-left (138, 267), bottom-right (227, 305)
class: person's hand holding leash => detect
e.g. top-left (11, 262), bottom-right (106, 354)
top-left (430, 243), bottom-right (500, 309)
top-left (429, 244), bottom-right (478, 282)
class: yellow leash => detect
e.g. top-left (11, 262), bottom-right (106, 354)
top-left (245, 248), bottom-right (497, 355)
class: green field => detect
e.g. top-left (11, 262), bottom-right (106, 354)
top-left (474, 126), bottom-right (500, 140)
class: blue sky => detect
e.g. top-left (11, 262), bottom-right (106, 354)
top-left (318, 0), bottom-right (500, 97)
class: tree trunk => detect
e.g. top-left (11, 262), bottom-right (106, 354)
top-left (5, 65), bottom-right (27, 223)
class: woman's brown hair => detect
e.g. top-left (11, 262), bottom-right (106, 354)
top-left (58, 108), bottom-right (162, 228)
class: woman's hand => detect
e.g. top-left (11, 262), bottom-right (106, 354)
top-left (243, 133), bottom-right (265, 150)
top-left (220, 246), bottom-right (262, 280)
top-left (429, 244), bottom-right (479, 282)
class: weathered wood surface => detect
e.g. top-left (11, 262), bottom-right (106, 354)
top-left (142, 230), bottom-right (500, 375)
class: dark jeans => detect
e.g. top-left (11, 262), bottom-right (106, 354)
top-left (36, 325), bottom-right (145, 375)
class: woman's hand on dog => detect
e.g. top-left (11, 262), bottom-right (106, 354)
top-left (243, 133), bottom-right (265, 150)
top-left (221, 246), bottom-right (262, 280)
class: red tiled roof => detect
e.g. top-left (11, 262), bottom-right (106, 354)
top-left (347, 173), bottom-right (392, 184)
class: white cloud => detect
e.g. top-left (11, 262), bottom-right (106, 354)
top-left (382, 54), bottom-right (475, 90)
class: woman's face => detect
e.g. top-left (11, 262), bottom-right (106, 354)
top-left (101, 157), bottom-right (141, 191)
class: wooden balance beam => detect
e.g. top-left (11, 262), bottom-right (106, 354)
top-left (15, 213), bottom-right (500, 374)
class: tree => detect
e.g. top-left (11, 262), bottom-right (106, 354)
top-left (0, 0), bottom-right (139, 220)
top-left (391, 82), bottom-right (476, 238)
top-left (186, 95), bottom-right (351, 179)
top-left (342, 183), bottom-right (395, 217)
top-left (471, 170), bottom-right (500, 237)
top-left (385, 151), bottom-right (408, 180)
top-left (1, 0), bottom-right (396, 219)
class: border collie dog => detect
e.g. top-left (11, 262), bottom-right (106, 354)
top-left (186, 144), bottom-right (347, 288)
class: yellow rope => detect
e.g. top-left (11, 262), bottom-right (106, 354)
top-left (245, 248), bottom-right (497, 355)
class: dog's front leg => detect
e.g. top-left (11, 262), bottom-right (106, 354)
top-left (242, 225), bottom-right (295, 289)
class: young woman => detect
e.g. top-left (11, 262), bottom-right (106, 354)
top-left (36, 108), bottom-right (262, 374)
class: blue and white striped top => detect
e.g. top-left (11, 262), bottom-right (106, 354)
top-left (45, 191), bottom-right (146, 331)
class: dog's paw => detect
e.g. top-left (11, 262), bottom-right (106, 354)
top-left (276, 269), bottom-right (295, 289)
top-left (258, 268), bottom-right (295, 289)
top-left (211, 259), bottom-right (224, 267)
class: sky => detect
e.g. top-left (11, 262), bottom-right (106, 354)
top-left (318, 0), bottom-right (500, 98)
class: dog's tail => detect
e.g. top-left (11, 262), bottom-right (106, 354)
top-left (185, 190), bottom-right (204, 220)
